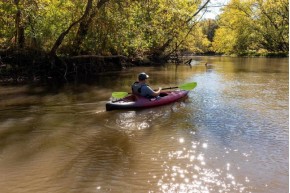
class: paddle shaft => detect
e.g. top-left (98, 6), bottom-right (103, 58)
top-left (128, 86), bottom-right (178, 94)
top-left (157, 86), bottom-right (178, 91)
top-left (112, 82), bottom-right (197, 99)
top-left (140, 86), bottom-right (180, 93)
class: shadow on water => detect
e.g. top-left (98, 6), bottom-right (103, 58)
top-left (0, 106), bottom-right (138, 192)
top-left (0, 57), bottom-right (288, 193)
top-left (56, 127), bottom-right (135, 192)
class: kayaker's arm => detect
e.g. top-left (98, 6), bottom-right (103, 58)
top-left (152, 87), bottom-right (162, 97)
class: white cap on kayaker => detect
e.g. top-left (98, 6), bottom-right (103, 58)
top-left (138, 72), bottom-right (149, 81)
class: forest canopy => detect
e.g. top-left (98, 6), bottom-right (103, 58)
top-left (0, 0), bottom-right (210, 58)
top-left (0, 0), bottom-right (288, 58)
top-left (212, 0), bottom-right (289, 55)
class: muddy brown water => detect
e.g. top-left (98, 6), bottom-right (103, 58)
top-left (0, 56), bottom-right (288, 193)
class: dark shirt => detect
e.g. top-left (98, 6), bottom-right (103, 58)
top-left (131, 82), bottom-right (155, 97)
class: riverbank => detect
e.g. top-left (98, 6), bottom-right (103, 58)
top-left (0, 49), bottom-right (288, 85)
top-left (0, 49), bottom-right (130, 84)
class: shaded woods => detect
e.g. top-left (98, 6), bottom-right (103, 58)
top-left (0, 0), bottom-right (288, 83)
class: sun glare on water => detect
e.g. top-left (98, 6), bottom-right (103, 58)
top-left (155, 140), bottom-right (247, 193)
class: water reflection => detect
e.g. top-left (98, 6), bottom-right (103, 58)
top-left (0, 56), bottom-right (288, 193)
top-left (154, 136), bottom-right (249, 193)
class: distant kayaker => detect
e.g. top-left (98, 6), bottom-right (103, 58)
top-left (131, 72), bottom-right (162, 98)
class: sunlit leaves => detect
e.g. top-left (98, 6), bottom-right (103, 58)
top-left (212, 0), bottom-right (289, 54)
top-left (0, 1), bottom-right (15, 47)
top-left (1, 0), bottom-right (287, 56)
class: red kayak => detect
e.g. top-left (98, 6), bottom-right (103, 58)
top-left (106, 90), bottom-right (189, 111)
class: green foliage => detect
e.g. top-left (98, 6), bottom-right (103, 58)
top-left (0, 0), bottom-right (288, 57)
top-left (212, 0), bottom-right (289, 55)
top-left (0, 1), bottom-right (16, 47)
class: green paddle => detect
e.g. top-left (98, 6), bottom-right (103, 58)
top-left (112, 82), bottom-right (197, 99)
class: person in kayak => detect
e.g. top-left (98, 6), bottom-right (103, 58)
top-left (131, 72), bottom-right (162, 98)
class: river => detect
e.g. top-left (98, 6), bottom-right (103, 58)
top-left (0, 56), bottom-right (288, 193)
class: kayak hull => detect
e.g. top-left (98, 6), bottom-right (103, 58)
top-left (106, 90), bottom-right (189, 111)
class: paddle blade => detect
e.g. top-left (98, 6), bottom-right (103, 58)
top-left (179, 82), bottom-right (197, 90)
top-left (112, 92), bottom-right (128, 99)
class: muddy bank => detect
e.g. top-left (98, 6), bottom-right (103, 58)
top-left (0, 49), bottom-right (135, 84)
top-left (0, 48), bottom-right (186, 85)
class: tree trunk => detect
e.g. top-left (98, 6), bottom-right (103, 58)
top-left (49, 0), bottom-right (94, 57)
top-left (72, 0), bottom-right (109, 55)
top-left (14, 0), bottom-right (25, 49)
top-left (153, 0), bottom-right (211, 60)
top-left (49, 18), bottom-right (82, 57)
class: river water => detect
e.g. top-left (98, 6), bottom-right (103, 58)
top-left (0, 56), bottom-right (288, 193)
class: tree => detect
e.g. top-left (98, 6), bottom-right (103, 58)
top-left (50, 0), bottom-right (96, 56)
top-left (71, 0), bottom-right (109, 55)
top-left (212, 0), bottom-right (289, 54)
top-left (254, 0), bottom-right (289, 52)
top-left (201, 19), bottom-right (218, 42)
top-left (0, 1), bottom-right (15, 48)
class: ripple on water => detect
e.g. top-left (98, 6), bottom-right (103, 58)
top-left (153, 139), bottom-right (249, 193)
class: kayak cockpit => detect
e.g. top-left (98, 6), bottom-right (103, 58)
top-left (106, 91), bottom-right (187, 111)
